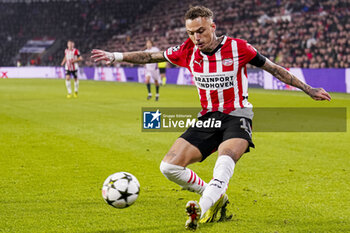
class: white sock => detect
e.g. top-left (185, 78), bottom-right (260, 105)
top-left (160, 161), bottom-right (207, 195)
top-left (65, 80), bottom-right (72, 94)
top-left (74, 80), bottom-right (79, 93)
top-left (199, 155), bottom-right (235, 217)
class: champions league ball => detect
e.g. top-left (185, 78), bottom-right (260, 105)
top-left (102, 172), bottom-right (140, 208)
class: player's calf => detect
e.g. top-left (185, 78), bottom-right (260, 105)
top-left (199, 155), bottom-right (235, 215)
top-left (160, 161), bottom-right (207, 195)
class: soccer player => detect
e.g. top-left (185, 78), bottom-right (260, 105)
top-left (144, 40), bottom-right (161, 101)
top-left (61, 40), bottom-right (83, 98)
top-left (91, 6), bottom-right (331, 230)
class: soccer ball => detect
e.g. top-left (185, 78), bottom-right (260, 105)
top-left (102, 172), bottom-right (140, 208)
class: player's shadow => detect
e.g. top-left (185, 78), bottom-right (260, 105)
top-left (94, 219), bottom-right (235, 233)
top-left (94, 224), bottom-right (180, 233)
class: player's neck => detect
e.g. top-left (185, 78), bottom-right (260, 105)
top-left (204, 35), bottom-right (223, 53)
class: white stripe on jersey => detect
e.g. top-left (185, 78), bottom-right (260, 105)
top-left (202, 54), bottom-right (209, 73)
top-left (217, 89), bottom-right (224, 112)
top-left (216, 49), bottom-right (222, 73)
top-left (190, 47), bottom-right (203, 101)
top-left (202, 54), bottom-right (212, 111)
top-left (231, 40), bottom-right (240, 108)
top-left (221, 36), bottom-right (228, 45)
top-left (241, 67), bottom-right (248, 97)
top-left (189, 47), bottom-right (197, 74)
top-left (241, 67), bottom-right (251, 107)
top-left (215, 51), bottom-right (224, 111)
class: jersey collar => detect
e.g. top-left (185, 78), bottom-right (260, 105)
top-left (200, 35), bottom-right (226, 56)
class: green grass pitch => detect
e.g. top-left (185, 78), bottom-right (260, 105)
top-left (0, 78), bottom-right (349, 233)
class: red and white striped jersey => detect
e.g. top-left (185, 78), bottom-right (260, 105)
top-left (164, 36), bottom-right (257, 119)
top-left (64, 48), bottom-right (80, 71)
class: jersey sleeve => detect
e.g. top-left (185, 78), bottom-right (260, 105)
top-left (236, 39), bottom-right (258, 66)
top-left (163, 39), bottom-right (193, 68)
top-left (74, 49), bottom-right (81, 56)
top-left (249, 52), bottom-right (266, 67)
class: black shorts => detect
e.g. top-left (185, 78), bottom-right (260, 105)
top-left (65, 70), bottom-right (77, 78)
top-left (159, 68), bottom-right (166, 74)
top-left (180, 111), bottom-right (254, 161)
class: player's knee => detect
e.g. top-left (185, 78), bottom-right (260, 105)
top-left (159, 161), bottom-right (172, 176)
top-left (219, 148), bottom-right (243, 163)
top-left (159, 161), bottom-right (182, 180)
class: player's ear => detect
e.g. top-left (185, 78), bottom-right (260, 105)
top-left (211, 22), bottom-right (216, 32)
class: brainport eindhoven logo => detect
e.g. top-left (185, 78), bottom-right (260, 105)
top-left (143, 110), bottom-right (162, 129)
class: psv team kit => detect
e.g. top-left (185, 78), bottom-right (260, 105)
top-left (64, 48), bottom-right (81, 78)
top-left (163, 36), bottom-right (266, 160)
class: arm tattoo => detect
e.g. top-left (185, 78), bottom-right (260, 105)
top-left (262, 59), bottom-right (311, 94)
top-left (122, 51), bottom-right (166, 64)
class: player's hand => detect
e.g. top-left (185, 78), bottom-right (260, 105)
top-left (91, 49), bottom-right (115, 65)
top-left (308, 87), bottom-right (331, 101)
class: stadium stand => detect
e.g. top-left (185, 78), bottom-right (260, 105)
top-left (0, 0), bottom-right (158, 66)
top-left (1, 0), bottom-right (349, 68)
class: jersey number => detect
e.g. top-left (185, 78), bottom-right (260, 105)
top-left (240, 118), bottom-right (252, 138)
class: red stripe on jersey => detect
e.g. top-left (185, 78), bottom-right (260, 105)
top-left (210, 90), bottom-right (219, 112)
top-left (208, 53), bottom-right (216, 73)
top-left (237, 67), bottom-right (244, 108)
top-left (193, 50), bottom-right (203, 73)
top-left (72, 49), bottom-right (77, 70)
top-left (199, 88), bottom-right (208, 115)
top-left (68, 56), bottom-right (71, 71)
top-left (186, 46), bottom-right (194, 70)
top-left (223, 88), bottom-right (235, 114)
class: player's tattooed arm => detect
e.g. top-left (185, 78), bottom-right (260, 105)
top-left (123, 51), bottom-right (166, 64)
top-left (91, 49), bottom-right (166, 64)
top-left (261, 59), bottom-right (331, 101)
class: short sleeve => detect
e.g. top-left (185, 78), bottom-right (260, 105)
top-left (236, 39), bottom-right (258, 66)
top-left (163, 39), bottom-right (193, 68)
top-left (75, 49), bottom-right (80, 56)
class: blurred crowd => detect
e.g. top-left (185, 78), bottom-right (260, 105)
top-left (0, 0), bottom-right (158, 66)
top-left (1, 0), bottom-right (349, 68)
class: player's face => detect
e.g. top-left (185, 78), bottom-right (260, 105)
top-left (67, 41), bottom-right (74, 49)
top-left (146, 41), bottom-right (152, 49)
top-left (186, 17), bottom-right (216, 52)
